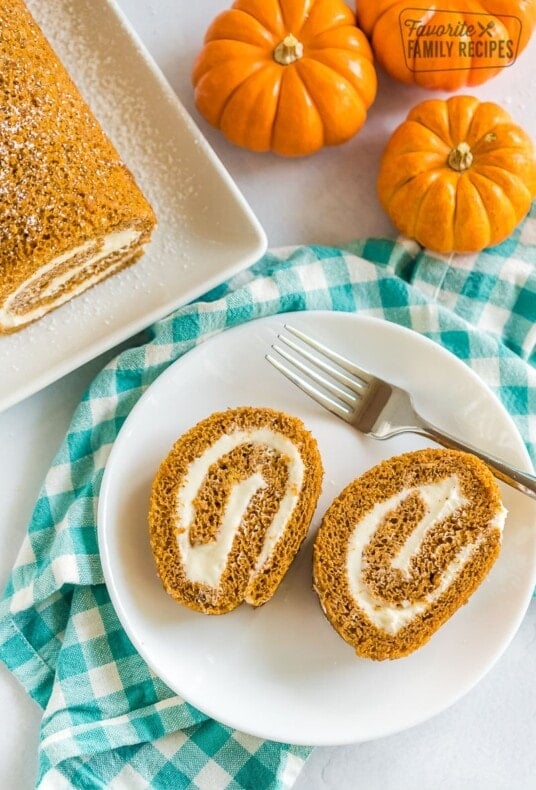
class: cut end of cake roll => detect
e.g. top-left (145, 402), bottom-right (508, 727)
top-left (149, 407), bottom-right (323, 615)
top-left (0, 0), bottom-right (157, 333)
top-left (313, 449), bottom-right (506, 661)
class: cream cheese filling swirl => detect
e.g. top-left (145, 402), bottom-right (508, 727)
top-left (0, 229), bottom-right (141, 328)
top-left (314, 449), bottom-right (507, 660)
top-left (346, 475), bottom-right (507, 635)
top-left (176, 428), bottom-right (305, 589)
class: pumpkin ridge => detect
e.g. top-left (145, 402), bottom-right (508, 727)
top-left (278, 0), bottom-right (312, 34)
top-left (295, 58), bottom-right (367, 138)
top-left (473, 151), bottom-right (536, 193)
top-left (411, 174), bottom-right (445, 240)
top-left (473, 140), bottom-right (533, 156)
top-left (379, 156), bottom-right (447, 203)
top-left (306, 26), bottom-right (373, 53)
top-left (410, 120), bottom-right (453, 150)
top-left (446, 96), bottom-right (483, 147)
top-left (470, 127), bottom-right (534, 155)
top-left (287, 61), bottom-right (326, 147)
top-left (298, 52), bottom-right (372, 104)
top-left (193, 58), bottom-right (270, 127)
top-left (385, 120), bottom-right (451, 157)
top-left (297, 0), bottom-right (356, 35)
top-left (469, 126), bottom-right (502, 153)
top-left (360, 0), bottom-right (397, 33)
top-left (269, 66), bottom-right (286, 152)
top-left (385, 172), bottom-right (442, 239)
top-left (466, 101), bottom-right (516, 140)
top-left (415, 175), bottom-right (457, 251)
top-left (270, 65), bottom-right (325, 155)
top-left (466, 170), bottom-right (517, 237)
top-left (192, 41), bottom-right (269, 84)
top-left (218, 63), bottom-right (280, 129)
top-left (234, 0), bottom-right (286, 37)
top-left (296, 57), bottom-right (363, 102)
top-left (204, 9), bottom-right (278, 47)
top-left (473, 161), bottom-right (533, 182)
top-left (469, 166), bottom-right (531, 205)
top-left (472, 165), bottom-right (533, 209)
top-left (452, 177), bottom-right (490, 251)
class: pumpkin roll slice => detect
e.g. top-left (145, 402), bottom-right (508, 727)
top-left (0, 0), bottom-right (156, 333)
top-left (149, 407), bottom-right (323, 615)
top-left (313, 449), bottom-right (506, 660)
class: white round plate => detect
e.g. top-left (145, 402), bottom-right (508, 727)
top-left (98, 312), bottom-right (536, 746)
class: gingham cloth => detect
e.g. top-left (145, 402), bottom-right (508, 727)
top-left (1, 203), bottom-right (535, 789)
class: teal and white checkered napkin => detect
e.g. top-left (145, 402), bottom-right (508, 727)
top-left (1, 204), bottom-right (535, 789)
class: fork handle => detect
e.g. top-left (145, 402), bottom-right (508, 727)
top-left (419, 422), bottom-right (536, 500)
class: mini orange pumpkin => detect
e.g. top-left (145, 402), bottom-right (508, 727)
top-left (356, 1), bottom-right (536, 91)
top-left (192, 0), bottom-right (377, 157)
top-left (377, 95), bottom-right (536, 253)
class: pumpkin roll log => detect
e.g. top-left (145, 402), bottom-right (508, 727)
top-left (314, 449), bottom-right (507, 660)
top-left (0, 0), bottom-right (156, 333)
top-left (149, 407), bottom-right (323, 615)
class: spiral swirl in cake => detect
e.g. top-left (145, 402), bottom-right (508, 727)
top-left (313, 449), bottom-right (506, 660)
top-left (149, 407), bottom-right (323, 614)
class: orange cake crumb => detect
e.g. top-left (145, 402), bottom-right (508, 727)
top-left (314, 449), bottom-right (506, 660)
top-left (149, 407), bottom-right (324, 615)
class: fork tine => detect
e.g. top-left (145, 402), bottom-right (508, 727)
top-left (265, 352), bottom-right (353, 420)
top-left (271, 341), bottom-right (358, 408)
top-left (276, 333), bottom-right (368, 396)
top-left (284, 325), bottom-right (374, 385)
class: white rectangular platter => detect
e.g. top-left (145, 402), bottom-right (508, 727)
top-left (0, 0), bottom-right (267, 413)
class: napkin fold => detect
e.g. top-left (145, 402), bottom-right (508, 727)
top-left (1, 205), bottom-right (535, 789)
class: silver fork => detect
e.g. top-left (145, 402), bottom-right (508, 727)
top-left (266, 324), bottom-right (536, 500)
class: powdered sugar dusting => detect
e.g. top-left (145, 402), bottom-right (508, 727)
top-left (27, 0), bottom-right (197, 262)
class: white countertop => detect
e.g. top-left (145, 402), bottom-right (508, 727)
top-left (1, 1), bottom-right (535, 787)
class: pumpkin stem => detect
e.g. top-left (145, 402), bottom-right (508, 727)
top-left (448, 142), bottom-right (474, 172)
top-left (273, 34), bottom-right (304, 65)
